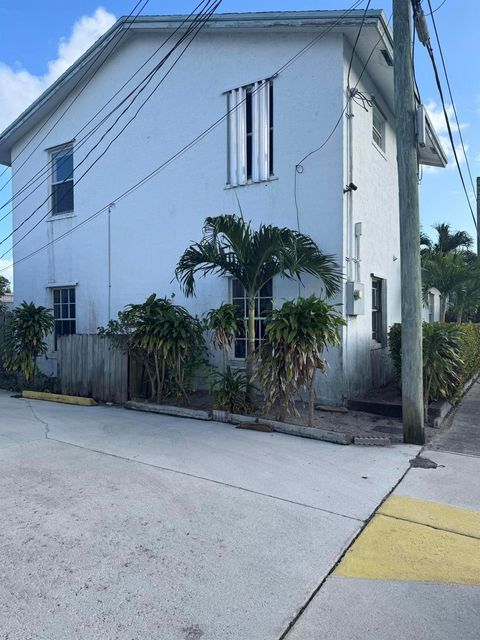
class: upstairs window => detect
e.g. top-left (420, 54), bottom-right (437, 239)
top-left (231, 278), bottom-right (273, 359)
top-left (53, 287), bottom-right (76, 349)
top-left (372, 103), bottom-right (386, 151)
top-left (51, 144), bottom-right (74, 215)
top-left (227, 79), bottom-right (273, 187)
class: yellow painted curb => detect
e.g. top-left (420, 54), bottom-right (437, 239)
top-left (22, 390), bottom-right (97, 406)
top-left (379, 495), bottom-right (480, 540)
top-left (335, 514), bottom-right (480, 585)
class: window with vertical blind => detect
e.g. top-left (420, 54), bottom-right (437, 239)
top-left (372, 103), bottom-right (386, 151)
top-left (227, 78), bottom-right (273, 187)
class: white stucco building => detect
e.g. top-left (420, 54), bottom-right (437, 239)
top-left (0, 10), bottom-right (446, 404)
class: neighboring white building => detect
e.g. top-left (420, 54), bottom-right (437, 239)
top-left (423, 287), bottom-right (442, 324)
top-left (0, 10), bottom-right (446, 404)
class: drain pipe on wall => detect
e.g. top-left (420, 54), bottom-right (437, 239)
top-left (107, 202), bottom-right (115, 321)
top-left (343, 89), bottom-right (355, 403)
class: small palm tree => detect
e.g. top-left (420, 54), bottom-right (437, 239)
top-left (422, 223), bottom-right (473, 254)
top-left (176, 215), bottom-right (342, 390)
top-left (422, 251), bottom-right (473, 321)
top-left (3, 301), bottom-right (54, 382)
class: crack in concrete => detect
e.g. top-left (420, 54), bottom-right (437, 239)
top-left (277, 454), bottom-right (417, 640)
top-left (27, 401), bottom-right (50, 439)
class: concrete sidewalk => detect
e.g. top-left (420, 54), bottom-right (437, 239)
top-left (286, 384), bottom-right (480, 640)
top-left (0, 391), bottom-right (418, 640)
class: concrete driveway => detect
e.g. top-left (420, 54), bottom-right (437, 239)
top-left (0, 390), bottom-right (418, 639)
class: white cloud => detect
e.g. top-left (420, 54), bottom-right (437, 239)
top-left (0, 259), bottom-right (13, 288)
top-left (424, 100), bottom-right (469, 174)
top-left (0, 7), bottom-right (116, 132)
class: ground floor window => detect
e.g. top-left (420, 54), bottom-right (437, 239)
top-left (231, 279), bottom-right (273, 359)
top-left (371, 277), bottom-right (384, 344)
top-left (53, 287), bottom-right (76, 349)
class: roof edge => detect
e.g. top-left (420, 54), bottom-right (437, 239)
top-left (0, 9), bottom-right (390, 166)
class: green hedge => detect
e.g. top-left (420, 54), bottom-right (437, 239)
top-left (388, 322), bottom-right (480, 404)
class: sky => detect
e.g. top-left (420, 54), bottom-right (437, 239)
top-left (0, 0), bottom-right (478, 288)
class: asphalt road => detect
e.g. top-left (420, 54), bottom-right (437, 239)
top-left (0, 390), bottom-right (418, 640)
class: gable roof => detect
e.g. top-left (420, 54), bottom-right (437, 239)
top-left (0, 9), bottom-right (392, 166)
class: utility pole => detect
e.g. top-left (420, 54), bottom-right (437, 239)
top-left (477, 177), bottom-right (480, 256)
top-left (393, 0), bottom-right (425, 444)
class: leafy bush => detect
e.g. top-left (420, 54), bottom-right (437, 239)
top-left (3, 302), bottom-right (54, 382)
top-left (456, 323), bottom-right (480, 388)
top-left (256, 296), bottom-right (345, 426)
top-left (99, 294), bottom-right (206, 403)
top-left (388, 322), bottom-right (480, 417)
top-left (0, 370), bottom-right (59, 394)
top-left (209, 366), bottom-right (251, 414)
top-left (205, 303), bottom-right (240, 370)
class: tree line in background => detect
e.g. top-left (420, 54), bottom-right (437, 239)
top-left (421, 222), bottom-right (480, 322)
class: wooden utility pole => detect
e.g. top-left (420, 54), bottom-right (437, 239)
top-left (477, 177), bottom-right (480, 255)
top-left (393, 0), bottom-right (425, 444)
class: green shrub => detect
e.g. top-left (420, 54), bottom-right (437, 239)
top-left (205, 304), bottom-right (241, 371)
top-left (255, 296), bottom-right (345, 426)
top-left (388, 322), bottom-right (480, 415)
top-left (3, 302), bottom-right (54, 382)
top-left (99, 294), bottom-right (206, 403)
top-left (209, 366), bottom-right (251, 414)
top-left (457, 323), bottom-right (480, 388)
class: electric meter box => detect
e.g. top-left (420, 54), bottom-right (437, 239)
top-left (346, 281), bottom-right (365, 316)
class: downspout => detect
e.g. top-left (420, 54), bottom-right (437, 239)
top-left (344, 87), bottom-right (354, 403)
top-left (107, 202), bottom-right (115, 321)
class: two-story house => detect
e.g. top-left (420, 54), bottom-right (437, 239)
top-left (0, 10), bottom-right (446, 405)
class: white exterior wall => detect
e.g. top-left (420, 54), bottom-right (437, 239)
top-left (341, 40), bottom-right (401, 399)
top-left (11, 28), bottom-right (349, 402)
top-left (422, 287), bottom-right (441, 323)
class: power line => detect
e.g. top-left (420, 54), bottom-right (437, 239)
top-left (294, 7), bottom-right (391, 230)
top-left (412, 0), bottom-right (477, 230)
top-left (0, 1), bottom-right (219, 255)
top-left (0, 0), bottom-right (149, 192)
top-left (2, 0), bottom-right (367, 272)
top-left (0, 0), bottom-right (211, 221)
top-left (346, 0), bottom-right (372, 90)
top-left (425, 0), bottom-right (476, 194)
top-left (424, 0), bottom-right (448, 16)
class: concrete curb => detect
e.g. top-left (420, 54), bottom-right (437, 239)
top-left (22, 390), bottom-right (97, 406)
top-left (124, 402), bottom-right (353, 444)
top-left (229, 414), bottom-right (353, 445)
top-left (125, 401), bottom-right (212, 421)
top-left (429, 374), bottom-right (479, 429)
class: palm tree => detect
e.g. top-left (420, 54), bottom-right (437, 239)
top-left (422, 251), bottom-right (474, 322)
top-left (422, 223), bottom-right (473, 254)
top-left (175, 215), bottom-right (342, 388)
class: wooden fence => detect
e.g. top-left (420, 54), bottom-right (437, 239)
top-left (57, 334), bottom-right (128, 404)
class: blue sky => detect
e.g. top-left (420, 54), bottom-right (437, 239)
top-left (0, 0), bottom-right (477, 286)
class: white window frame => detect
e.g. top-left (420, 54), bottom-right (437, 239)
top-left (50, 143), bottom-right (74, 216)
top-left (230, 278), bottom-right (273, 360)
top-left (372, 103), bottom-right (386, 152)
top-left (371, 276), bottom-right (387, 347)
top-left (227, 78), bottom-right (274, 187)
top-left (52, 286), bottom-right (77, 349)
